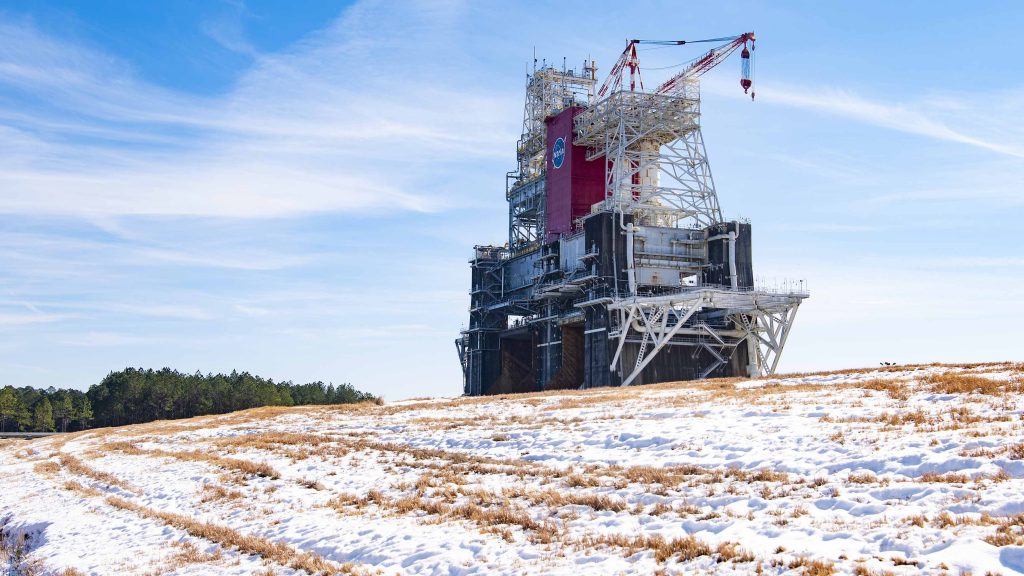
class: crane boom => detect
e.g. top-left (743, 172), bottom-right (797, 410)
top-left (596, 32), bottom-right (756, 100)
top-left (655, 32), bottom-right (755, 97)
top-left (596, 41), bottom-right (643, 98)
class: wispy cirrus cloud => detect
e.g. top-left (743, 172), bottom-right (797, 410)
top-left (59, 331), bottom-right (146, 347)
top-left (0, 312), bottom-right (73, 326)
top-left (0, 4), bottom-right (517, 218)
top-left (758, 83), bottom-right (1024, 159)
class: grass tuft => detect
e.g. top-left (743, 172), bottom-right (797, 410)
top-left (104, 496), bottom-right (360, 574)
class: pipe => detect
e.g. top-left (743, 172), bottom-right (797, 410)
top-left (617, 207), bottom-right (637, 296)
top-left (625, 223), bottom-right (637, 295)
top-left (728, 231), bottom-right (738, 290)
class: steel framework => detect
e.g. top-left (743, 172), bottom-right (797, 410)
top-left (508, 64), bottom-right (597, 253)
top-left (458, 36), bottom-right (808, 396)
top-left (575, 82), bottom-right (722, 229)
top-left (605, 287), bottom-right (806, 387)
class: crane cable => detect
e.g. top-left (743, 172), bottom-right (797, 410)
top-left (631, 36), bottom-right (742, 46)
top-left (629, 35), bottom-right (750, 76)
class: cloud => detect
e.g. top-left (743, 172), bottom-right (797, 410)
top-left (0, 228), bottom-right (314, 277)
top-left (60, 331), bottom-right (145, 347)
top-left (132, 246), bottom-right (313, 270)
top-left (111, 303), bottom-right (213, 321)
top-left (0, 312), bottom-right (72, 326)
top-left (918, 257), bottom-right (1024, 269)
top-left (863, 184), bottom-right (1024, 207)
top-left (0, 5), bottom-right (517, 218)
top-left (758, 83), bottom-right (1024, 159)
top-left (201, 7), bottom-right (257, 56)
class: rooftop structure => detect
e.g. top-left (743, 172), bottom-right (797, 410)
top-left (457, 34), bottom-right (808, 395)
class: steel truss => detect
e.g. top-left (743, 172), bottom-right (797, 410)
top-left (573, 82), bottom-right (722, 229)
top-left (508, 66), bottom-right (596, 253)
top-left (507, 176), bottom-right (544, 253)
top-left (606, 288), bottom-right (805, 386)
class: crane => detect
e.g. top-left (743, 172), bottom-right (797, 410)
top-left (597, 32), bottom-right (756, 100)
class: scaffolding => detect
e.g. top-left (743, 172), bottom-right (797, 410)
top-left (458, 40), bottom-right (808, 396)
top-left (574, 81), bottom-right (721, 229)
top-left (509, 64), bottom-right (597, 253)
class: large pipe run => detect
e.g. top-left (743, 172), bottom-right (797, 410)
top-left (728, 231), bottom-right (738, 290)
top-left (707, 231), bottom-right (738, 289)
top-left (619, 208), bottom-right (637, 296)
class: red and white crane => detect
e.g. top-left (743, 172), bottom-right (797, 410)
top-left (597, 32), bottom-right (757, 100)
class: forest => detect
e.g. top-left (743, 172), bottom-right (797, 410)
top-left (0, 368), bottom-right (378, 432)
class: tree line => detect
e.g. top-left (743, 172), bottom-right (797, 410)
top-left (0, 368), bottom-right (378, 433)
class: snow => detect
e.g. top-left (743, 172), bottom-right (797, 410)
top-left (2, 362), bottom-right (1023, 575)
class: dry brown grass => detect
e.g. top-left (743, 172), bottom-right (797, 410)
top-left (457, 502), bottom-right (549, 534)
top-left (168, 540), bottom-right (223, 565)
top-left (32, 461), bottom-right (60, 475)
top-left (904, 514), bottom-right (927, 528)
top-left (564, 472), bottom-right (601, 488)
top-left (57, 453), bottom-right (139, 493)
top-left (341, 489), bottom-right (553, 537)
top-left (491, 486), bottom-right (628, 513)
top-left (104, 496), bottom-right (361, 574)
top-left (139, 540), bottom-right (226, 574)
top-left (578, 532), bottom-right (715, 563)
top-left (919, 472), bottom-right (970, 484)
top-left (211, 431), bottom-right (793, 504)
top-left (853, 566), bottom-right (896, 576)
top-left (104, 443), bottom-right (280, 480)
top-left (297, 478), bottom-right (325, 491)
top-left (789, 556), bottom-right (836, 576)
top-left (325, 492), bottom-right (364, 509)
top-left (715, 541), bottom-right (755, 563)
top-left (621, 465), bottom-right (675, 485)
top-left (984, 513), bottom-right (1024, 546)
top-left (985, 468), bottom-right (1013, 482)
top-left (62, 480), bottom-right (103, 497)
top-left (482, 525), bottom-right (515, 543)
top-left (1008, 443), bottom-right (1024, 460)
top-left (371, 363), bottom-right (1016, 413)
top-left (31, 362), bottom-right (1016, 575)
top-left (649, 502), bottom-right (673, 516)
top-left (932, 511), bottom-right (957, 528)
top-left (209, 403), bottom-right (378, 427)
top-left (925, 373), bottom-right (1018, 396)
top-left (859, 379), bottom-right (910, 400)
top-left (171, 451), bottom-right (280, 479)
top-left (747, 468), bottom-right (789, 483)
top-left (876, 410), bottom-right (929, 426)
top-left (199, 483), bottom-right (245, 503)
top-left (210, 432), bottom-right (334, 458)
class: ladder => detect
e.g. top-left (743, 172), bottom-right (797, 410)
top-left (634, 308), bottom-right (666, 369)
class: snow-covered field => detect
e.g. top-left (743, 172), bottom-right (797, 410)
top-left (3, 362), bottom-right (1024, 575)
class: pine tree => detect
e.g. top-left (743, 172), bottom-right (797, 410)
top-left (32, 397), bottom-right (55, 432)
top-left (58, 395), bottom-right (74, 432)
top-left (77, 397), bottom-right (93, 430)
top-left (0, 387), bottom-right (16, 432)
top-left (13, 397), bottom-right (31, 432)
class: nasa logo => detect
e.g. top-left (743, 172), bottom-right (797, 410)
top-left (552, 137), bottom-right (565, 169)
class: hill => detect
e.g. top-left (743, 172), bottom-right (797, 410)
top-left (2, 362), bottom-right (1023, 575)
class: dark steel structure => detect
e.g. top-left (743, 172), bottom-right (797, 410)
top-left (457, 40), bottom-right (807, 395)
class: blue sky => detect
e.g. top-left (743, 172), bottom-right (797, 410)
top-left (1, 1), bottom-right (1022, 399)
